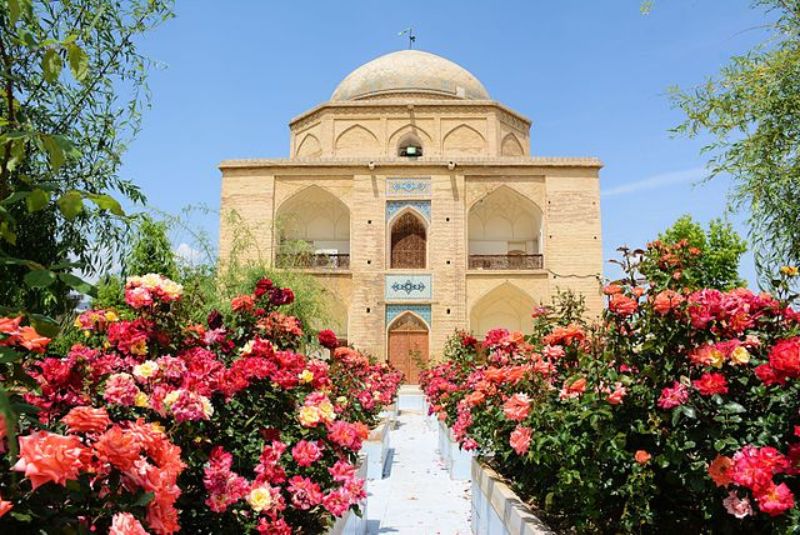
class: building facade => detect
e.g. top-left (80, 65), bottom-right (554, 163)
top-left (218, 50), bottom-right (603, 381)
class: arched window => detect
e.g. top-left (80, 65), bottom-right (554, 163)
top-left (398, 134), bottom-right (423, 158)
top-left (390, 211), bottom-right (426, 269)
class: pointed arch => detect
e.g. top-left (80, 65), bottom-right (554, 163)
top-left (470, 282), bottom-right (536, 336)
top-left (468, 185), bottom-right (543, 257)
top-left (295, 133), bottom-right (322, 158)
top-left (501, 133), bottom-right (525, 156)
top-left (334, 124), bottom-right (379, 157)
top-left (275, 185), bottom-right (350, 266)
top-left (442, 123), bottom-right (486, 156)
top-left (388, 124), bottom-right (432, 155)
top-left (387, 311), bottom-right (429, 384)
top-left (388, 208), bottom-right (427, 269)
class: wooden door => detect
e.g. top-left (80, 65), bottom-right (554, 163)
top-left (387, 314), bottom-right (429, 384)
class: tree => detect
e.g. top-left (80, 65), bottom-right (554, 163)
top-left (671, 0), bottom-right (800, 284)
top-left (640, 215), bottom-right (747, 290)
top-left (0, 0), bottom-right (174, 320)
top-left (126, 215), bottom-right (178, 279)
top-left (92, 214), bottom-right (179, 311)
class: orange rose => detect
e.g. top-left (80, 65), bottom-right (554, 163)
top-left (708, 455), bottom-right (733, 487)
top-left (109, 512), bottom-right (148, 535)
top-left (62, 406), bottom-right (112, 434)
top-left (635, 450), bottom-right (652, 465)
top-left (465, 390), bottom-right (486, 407)
top-left (503, 393), bottom-right (532, 422)
top-left (14, 326), bottom-right (51, 353)
top-left (94, 426), bottom-right (141, 470)
top-left (0, 316), bottom-right (22, 334)
top-left (13, 431), bottom-right (87, 489)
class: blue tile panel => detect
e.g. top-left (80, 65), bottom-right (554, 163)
top-left (385, 274), bottom-right (432, 300)
top-left (386, 304), bottom-right (431, 327)
top-left (386, 200), bottom-right (430, 222)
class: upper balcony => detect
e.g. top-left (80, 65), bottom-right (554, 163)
top-left (468, 253), bottom-right (543, 270)
top-left (275, 185), bottom-right (350, 271)
top-left (468, 186), bottom-right (543, 271)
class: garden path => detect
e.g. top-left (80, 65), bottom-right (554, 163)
top-left (366, 391), bottom-right (471, 534)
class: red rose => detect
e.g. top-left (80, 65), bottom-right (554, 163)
top-left (693, 372), bottom-right (728, 396)
top-left (317, 329), bottom-right (339, 350)
top-left (768, 338), bottom-right (800, 378)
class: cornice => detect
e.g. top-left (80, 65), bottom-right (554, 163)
top-left (289, 99), bottom-right (532, 129)
top-left (219, 156), bottom-right (603, 171)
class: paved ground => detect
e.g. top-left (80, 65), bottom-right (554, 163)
top-left (366, 404), bottom-right (472, 534)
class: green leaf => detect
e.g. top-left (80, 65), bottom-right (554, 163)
top-left (29, 314), bottom-right (59, 338)
top-left (683, 405), bottom-right (697, 419)
top-left (25, 189), bottom-right (51, 212)
top-left (721, 402), bottom-right (747, 414)
top-left (56, 190), bottom-right (84, 219)
top-left (59, 272), bottom-right (96, 296)
top-left (66, 44), bottom-right (89, 82)
top-left (8, 0), bottom-right (21, 24)
top-left (0, 221), bottom-right (17, 245)
top-left (86, 193), bottom-right (124, 216)
top-left (134, 491), bottom-right (155, 507)
top-left (24, 269), bottom-right (56, 288)
top-left (40, 134), bottom-right (65, 171)
top-left (42, 48), bottom-right (63, 84)
top-left (0, 347), bottom-right (22, 364)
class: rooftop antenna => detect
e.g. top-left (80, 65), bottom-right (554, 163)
top-left (398, 27), bottom-right (416, 49)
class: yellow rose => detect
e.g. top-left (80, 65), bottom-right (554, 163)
top-left (73, 318), bottom-right (82, 329)
top-left (163, 389), bottom-right (181, 408)
top-left (780, 266), bottom-right (799, 277)
top-left (709, 349), bottom-right (725, 368)
top-left (130, 339), bottom-right (148, 356)
top-left (150, 422), bottom-right (166, 434)
top-left (105, 311), bottom-right (119, 322)
top-left (298, 369), bottom-right (314, 384)
top-left (298, 406), bottom-right (321, 427)
top-left (730, 346), bottom-right (750, 366)
top-left (133, 360), bottom-right (159, 380)
top-left (318, 401), bottom-right (336, 422)
top-left (200, 395), bottom-right (214, 418)
top-left (134, 391), bottom-right (149, 408)
top-left (247, 486), bottom-right (273, 512)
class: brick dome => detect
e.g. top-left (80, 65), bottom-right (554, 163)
top-left (330, 50), bottom-right (490, 102)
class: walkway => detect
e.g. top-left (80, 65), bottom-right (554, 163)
top-left (367, 396), bottom-right (472, 534)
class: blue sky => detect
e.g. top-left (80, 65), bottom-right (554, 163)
top-left (121, 0), bottom-right (772, 284)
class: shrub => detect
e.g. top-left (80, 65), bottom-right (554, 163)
top-left (423, 245), bottom-right (800, 533)
top-left (0, 273), bottom-right (400, 533)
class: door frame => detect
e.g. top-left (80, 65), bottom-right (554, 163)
top-left (386, 311), bottom-right (430, 383)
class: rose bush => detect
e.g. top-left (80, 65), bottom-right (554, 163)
top-left (0, 274), bottom-right (401, 534)
top-left (422, 246), bottom-right (800, 533)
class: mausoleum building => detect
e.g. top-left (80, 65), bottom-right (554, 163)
top-left (218, 50), bottom-right (603, 381)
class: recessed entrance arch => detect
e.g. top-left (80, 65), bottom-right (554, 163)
top-left (389, 210), bottom-right (427, 269)
top-left (470, 282), bottom-right (536, 338)
top-left (387, 312), bottom-right (429, 384)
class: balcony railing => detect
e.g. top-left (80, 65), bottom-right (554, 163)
top-left (275, 253), bottom-right (350, 270)
top-left (468, 254), bottom-right (544, 270)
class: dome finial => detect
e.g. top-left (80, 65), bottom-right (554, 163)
top-left (398, 27), bottom-right (416, 49)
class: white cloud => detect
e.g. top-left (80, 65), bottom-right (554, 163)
top-left (601, 166), bottom-right (706, 198)
top-left (174, 242), bottom-right (204, 266)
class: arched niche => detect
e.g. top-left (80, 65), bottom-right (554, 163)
top-left (442, 124), bottom-right (486, 156)
top-left (501, 133), bottom-right (524, 156)
top-left (334, 124), bottom-right (379, 157)
top-left (468, 186), bottom-right (543, 257)
top-left (296, 133), bottom-right (322, 158)
top-left (470, 283), bottom-right (536, 337)
top-left (389, 210), bottom-right (427, 269)
top-left (275, 186), bottom-right (350, 267)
